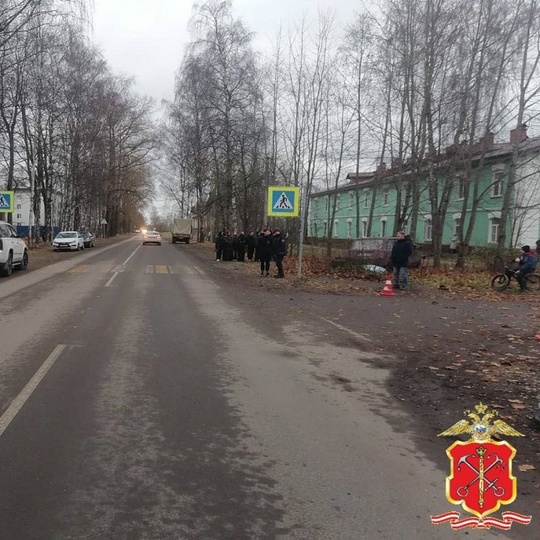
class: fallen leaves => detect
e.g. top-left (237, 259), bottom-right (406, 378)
top-left (518, 464), bottom-right (536, 472)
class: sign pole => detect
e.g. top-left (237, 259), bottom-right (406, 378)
top-left (266, 186), bottom-right (301, 276)
top-left (297, 184), bottom-right (306, 278)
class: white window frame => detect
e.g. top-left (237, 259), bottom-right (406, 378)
top-left (383, 188), bottom-right (389, 207)
top-left (492, 167), bottom-right (504, 197)
top-left (424, 218), bottom-right (433, 241)
top-left (349, 192), bottom-right (354, 213)
top-left (457, 177), bottom-right (466, 199)
top-left (381, 219), bottom-right (387, 237)
top-left (453, 213), bottom-right (462, 235)
top-left (334, 220), bottom-right (339, 237)
top-left (346, 219), bottom-right (352, 239)
top-left (363, 189), bottom-right (369, 209)
top-left (335, 193), bottom-right (340, 210)
top-left (323, 221), bottom-right (328, 236)
top-left (362, 219), bottom-right (368, 237)
top-left (489, 217), bottom-right (500, 243)
top-left (401, 184), bottom-right (409, 202)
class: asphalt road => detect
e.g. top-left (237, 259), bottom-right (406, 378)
top-left (0, 238), bottom-right (527, 539)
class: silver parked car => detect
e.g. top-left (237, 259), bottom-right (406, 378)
top-left (53, 231), bottom-right (85, 251)
top-left (80, 231), bottom-right (95, 248)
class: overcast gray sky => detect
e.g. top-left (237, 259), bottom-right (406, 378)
top-left (91, 0), bottom-right (357, 105)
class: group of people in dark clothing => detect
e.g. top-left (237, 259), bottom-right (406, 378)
top-left (214, 229), bottom-right (287, 278)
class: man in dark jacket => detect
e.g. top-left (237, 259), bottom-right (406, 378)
top-left (257, 229), bottom-right (273, 276)
top-left (237, 232), bottom-right (246, 261)
top-left (516, 245), bottom-right (538, 291)
top-left (222, 232), bottom-right (234, 261)
top-left (390, 231), bottom-right (413, 289)
top-left (246, 232), bottom-right (257, 261)
top-left (272, 229), bottom-right (287, 278)
top-left (215, 231), bottom-right (225, 261)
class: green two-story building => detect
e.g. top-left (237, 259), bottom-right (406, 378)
top-left (308, 127), bottom-right (540, 248)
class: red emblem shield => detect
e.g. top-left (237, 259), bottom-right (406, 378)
top-left (446, 441), bottom-right (517, 518)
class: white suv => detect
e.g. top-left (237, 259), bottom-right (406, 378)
top-left (0, 221), bottom-right (29, 277)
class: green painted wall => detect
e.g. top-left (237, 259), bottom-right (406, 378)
top-left (309, 163), bottom-right (512, 247)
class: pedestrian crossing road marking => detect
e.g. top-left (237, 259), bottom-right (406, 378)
top-left (67, 265), bottom-right (91, 274)
top-left (67, 264), bottom-right (205, 275)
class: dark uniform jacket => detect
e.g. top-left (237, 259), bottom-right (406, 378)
top-left (272, 236), bottom-right (287, 258)
top-left (390, 238), bottom-right (413, 267)
top-left (257, 235), bottom-right (274, 260)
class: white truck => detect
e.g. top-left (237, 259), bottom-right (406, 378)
top-left (171, 218), bottom-right (192, 244)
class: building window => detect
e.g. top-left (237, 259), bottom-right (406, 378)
top-left (335, 194), bottom-right (340, 210)
top-left (334, 220), bottom-right (339, 237)
top-left (323, 221), bottom-right (327, 236)
top-left (492, 170), bottom-right (504, 197)
top-left (312, 199), bottom-right (318, 218)
top-left (457, 177), bottom-right (466, 199)
top-left (16, 204), bottom-right (21, 209)
top-left (401, 184), bottom-right (409, 203)
top-left (489, 218), bottom-right (500, 243)
top-left (424, 218), bottom-right (433, 241)
top-left (362, 220), bottom-right (368, 237)
top-left (363, 190), bottom-right (369, 209)
top-left (16, 213), bottom-right (22, 219)
top-left (349, 192), bottom-right (354, 212)
top-left (347, 220), bottom-right (352, 238)
top-left (324, 198), bottom-right (328, 212)
top-left (383, 188), bottom-right (389, 206)
top-left (381, 220), bottom-right (387, 237)
top-left (454, 218), bottom-right (461, 234)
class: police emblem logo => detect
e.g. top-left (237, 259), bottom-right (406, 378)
top-left (431, 403), bottom-right (532, 530)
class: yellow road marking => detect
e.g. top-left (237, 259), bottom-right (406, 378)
top-left (155, 265), bottom-right (169, 274)
top-left (95, 264), bottom-right (114, 273)
top-left (67, 265), bottom-right (90, 274)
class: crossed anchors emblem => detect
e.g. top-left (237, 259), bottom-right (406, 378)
top-left (431, 403), bottom-right (532, 530)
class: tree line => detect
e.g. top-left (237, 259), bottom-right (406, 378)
top-left (166, 0), bottom-right (540, 266)
top-left (0, 0), bottom-right (156, 241)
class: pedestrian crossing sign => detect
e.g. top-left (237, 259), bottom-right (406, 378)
top-left (267, 186), bottom-right (300, 217)
top-left (0, 191), bottom-right (14, 213)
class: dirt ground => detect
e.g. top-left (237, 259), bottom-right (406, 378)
top-left (13, 236), bottom-right (540, 520)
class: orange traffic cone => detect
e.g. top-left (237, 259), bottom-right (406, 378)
top-left (380, 277), bottom-right (396, 297)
